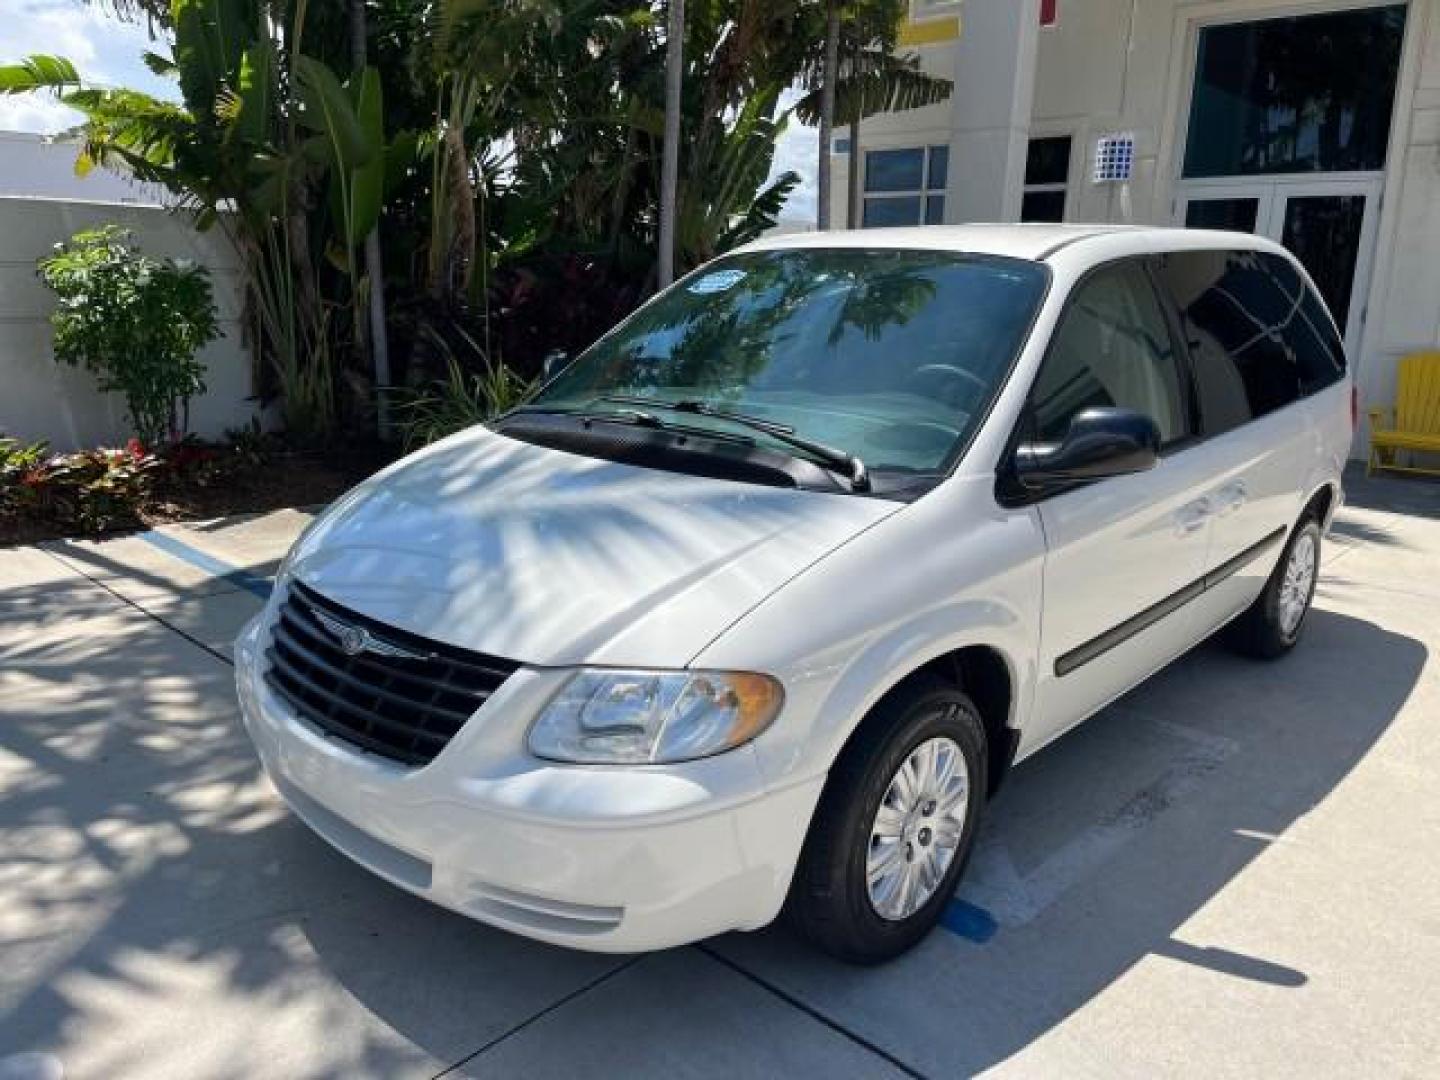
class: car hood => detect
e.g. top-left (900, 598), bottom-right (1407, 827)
top-left (286, 426), bottom-right (899, 667)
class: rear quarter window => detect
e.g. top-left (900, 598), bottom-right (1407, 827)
top-left (1260, 253), bottom-right (1348, 393)
top-left (1155, 249), bottom-right (1324, 436)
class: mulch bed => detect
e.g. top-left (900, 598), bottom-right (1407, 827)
top-left (0, 447), bottom-right (395, 548)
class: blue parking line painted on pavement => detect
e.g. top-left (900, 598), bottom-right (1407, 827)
top-left (941, 899), bottom-right (998, 943)
top-left (137, 529), bottom-right (273, 600)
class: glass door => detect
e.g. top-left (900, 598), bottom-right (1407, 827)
top-left (1272, 182), bottom-right (1381, 349)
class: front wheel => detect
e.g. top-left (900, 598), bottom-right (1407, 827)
top-left (1226, 518), bottom-right (1322, 659)
top-left (786, 677), bottom-right (987, 964)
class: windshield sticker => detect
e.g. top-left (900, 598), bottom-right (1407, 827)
top-left (688, 269), bottom-right (747, 294)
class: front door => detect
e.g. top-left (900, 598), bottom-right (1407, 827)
top-left (1178, 176), bottom-right (1383, 352)
top-left (1021, 258), bottom-right (1216, 755)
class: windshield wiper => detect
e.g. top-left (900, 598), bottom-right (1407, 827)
top-left (600, 395), bottom-right (870, 492)
top-left (508, 404), bottom-right (671, 429)
top-left (503, 404), bottom-right (759, 446)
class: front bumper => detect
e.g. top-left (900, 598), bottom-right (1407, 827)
top-left (235, 614), bottom-right (823, 953)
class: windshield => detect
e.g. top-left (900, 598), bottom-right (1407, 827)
top-left (527, 248), bottom-right (1049, 475)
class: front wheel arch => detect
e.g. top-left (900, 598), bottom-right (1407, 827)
top-left (829, 644), bottom-right (1019, 800)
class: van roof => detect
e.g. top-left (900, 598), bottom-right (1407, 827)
top-left (741, 223), bottom-right (1290, 264)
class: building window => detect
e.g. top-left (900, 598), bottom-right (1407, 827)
top-left (1183, 5), bottom-right (1407, 178)
top-left (863, 146), bottom-right (948, 228)
top-left (1021, 136), bottom-right (1071, 222)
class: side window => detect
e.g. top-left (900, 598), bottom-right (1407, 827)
top-left (1030, 261), bottom-right (1190, 446)
top-left (1155, 250), bottom-right (1304, 436)
top-left (1261, 253), bottom-right (1347, 393)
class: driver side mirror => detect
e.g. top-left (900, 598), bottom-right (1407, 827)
top-left (1013, 407), bottom-right (1161, 493)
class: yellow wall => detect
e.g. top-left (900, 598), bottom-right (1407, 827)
top-left (898, 15), bottom-right (962, 48)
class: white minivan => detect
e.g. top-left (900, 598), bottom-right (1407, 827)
top-left (236, 226), bottom-right (1351, 962)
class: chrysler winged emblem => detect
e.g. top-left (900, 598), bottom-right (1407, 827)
top-left (313, 609), bottom-right (427, 661)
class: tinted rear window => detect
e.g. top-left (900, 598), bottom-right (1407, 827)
top-left (1260, 252), bottom-right (1347, 393)
top-left (1155, 249), bottom-right (1342, 435)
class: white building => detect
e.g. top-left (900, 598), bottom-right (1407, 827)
top-left (833, 0), bottom-right (1440, 457)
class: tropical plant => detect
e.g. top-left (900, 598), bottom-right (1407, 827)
top-left (37, 227), bottom-right (219, 446)
top-left (0, 437), bottom-right (51, 519)
top-left (5, 0), bottom-right (902, 437)
top-left (46, 442), bottom-right (165, 533)
top-left (0, 437), bottom-right (163, 534)
top-left (398, 327), bottom-right (533, 448)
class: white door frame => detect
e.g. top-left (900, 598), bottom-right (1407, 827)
top-left (1175, 174), bottom-right (1385, 351)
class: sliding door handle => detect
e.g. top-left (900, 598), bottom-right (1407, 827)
top-left (1175, 499), bottom-right (1210, 535)
top-left (1216, 480), bottom-right (1249, 515)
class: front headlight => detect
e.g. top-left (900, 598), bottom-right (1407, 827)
top-left (528, 669), bottom-right (784, 765)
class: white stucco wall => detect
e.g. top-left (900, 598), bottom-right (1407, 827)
top-left (0, 131), bottom-right (170, 204)
top-left (0, 196), bottom-right (257, 451)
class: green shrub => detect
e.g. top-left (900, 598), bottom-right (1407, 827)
top-left (37, 227), bottom-right (221, 447)
top-left (0, 436), bottom-right (51, 519)
top-left (1, 436), bottom-right (162, 534)
top-left (45, 442), bottom-right (163, 533)
top-left (398, 327), bottom-right (533, 449)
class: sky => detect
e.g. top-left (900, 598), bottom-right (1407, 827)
top-left (772, 89), bottom-right (820, 225)
top-left (0, 0), bottom-right (178, 131)
top-left (0, 0), bottom-right (820, 224)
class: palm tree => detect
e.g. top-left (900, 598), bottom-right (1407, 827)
top-left (816, 0), bottom-right (840, 230)
top-left (803, 0), bottom-right (951, 230)
top-left (350, 0), bottom-right (393, 432)
top-left (658, 0), bottom-right (684, 287)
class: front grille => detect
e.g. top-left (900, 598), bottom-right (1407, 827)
top-left (264, 580), bottom-right (519, 767)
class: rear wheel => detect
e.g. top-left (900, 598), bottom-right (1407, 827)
top-left (786, 676), bottom-right (987, 964)
top-left (1226, 518), bottom-right (1322, 659)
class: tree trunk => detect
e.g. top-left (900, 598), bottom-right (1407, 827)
top-left (816, 0), bottom-right (840, 231)
top-left (349, 0), bottom-right (392, 436)
top-left (658, 0), bottom-right (684, 288)
top-left (847, 41), bottom-right (861, 228)
top-left (444, 125), bottom-right (476, 295)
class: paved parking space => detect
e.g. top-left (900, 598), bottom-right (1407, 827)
top-left (3, 469), bottom-right (1439, 1078)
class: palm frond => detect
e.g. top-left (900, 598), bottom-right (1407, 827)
top-left (719, 170), bottom-right (800, 252)
top-left (0, 55), bottom-right (82, 95)
top-left (794, 53), bottom-right (952, 126)
top-left (141, 51), bottom-right (179, 78)
top-left (60, 87), bottom-right (196, 187)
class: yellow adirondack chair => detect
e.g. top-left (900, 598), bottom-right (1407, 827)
top-left (1369, 351), bottom-right (1440, 477)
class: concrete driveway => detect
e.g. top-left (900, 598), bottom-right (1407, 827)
top-left (3, 468), bottom-right (1438, 1078)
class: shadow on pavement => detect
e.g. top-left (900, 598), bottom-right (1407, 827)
top-left (0, 583), bottom-right (1428, 1076)
top-left (0, 579), bottom-right (615, 1078)
top-left (1341, 462), bottom-right (1440, 519)
top-left (711, 608), bottom-right (1425, 1076)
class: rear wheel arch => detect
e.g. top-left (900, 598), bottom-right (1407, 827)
top-left (1302, 480), bottom-right (1338, 528)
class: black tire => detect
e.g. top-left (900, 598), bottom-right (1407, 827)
top-left (785, 675), bottom-right (988, 964)
top-left (1225, 517), bottom-right (1322, 660)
